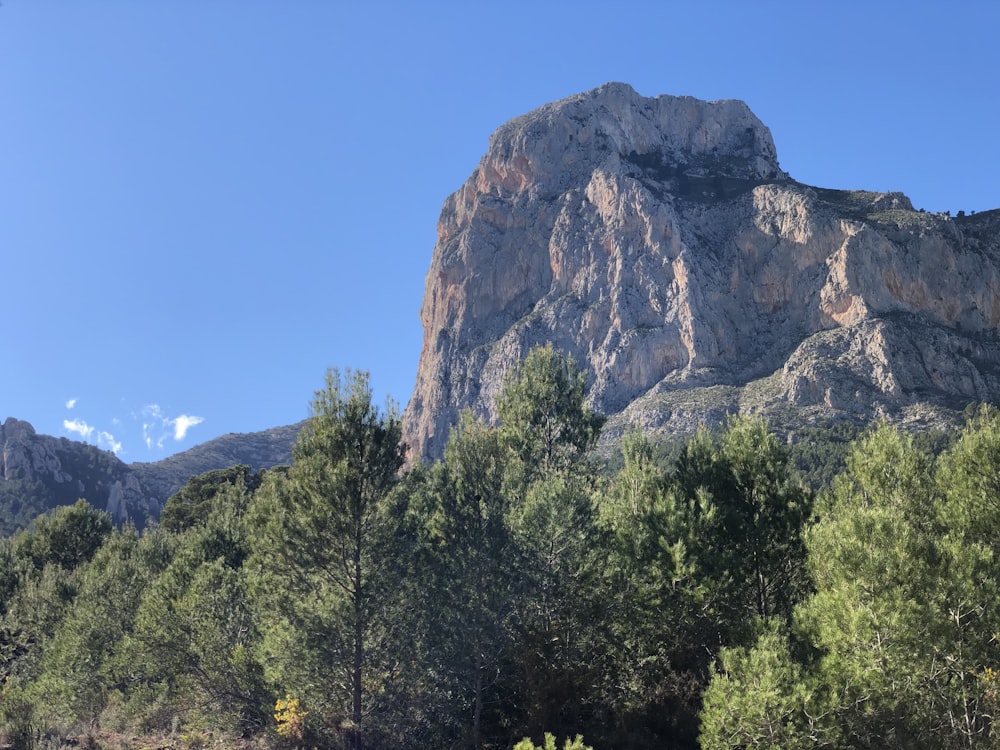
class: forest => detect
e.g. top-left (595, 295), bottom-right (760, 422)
top-left (2, 344), bottom-right (1000, 750)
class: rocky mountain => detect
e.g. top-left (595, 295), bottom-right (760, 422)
top-left (128, 421), bottom-right (304, 512)
top-left (0, 416), bottom-right (302, 533)
top-left (403, 82), bottom-right (1000, 460)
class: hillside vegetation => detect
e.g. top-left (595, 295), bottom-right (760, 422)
top-left (2, 347), bottom-right (999, 749)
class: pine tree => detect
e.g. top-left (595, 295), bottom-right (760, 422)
top-left (248, 369), bottom-right (404, 749)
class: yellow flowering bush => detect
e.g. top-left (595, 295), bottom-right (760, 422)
top-left (274, 695), bottom-right (307, 742)
top-left (981, 666), bottom-right (1000, 705)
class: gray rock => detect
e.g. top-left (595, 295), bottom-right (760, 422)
top-left (1, 417), bottom-right (72, 483)
top-left (403, 83), bottom-right (1000, 460)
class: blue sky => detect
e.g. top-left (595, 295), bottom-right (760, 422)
top-left (2, 2), bottom-right (998, 461)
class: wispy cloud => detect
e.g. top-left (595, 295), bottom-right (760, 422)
top-left (172, 414), bottom-right (204, 440)
top-left (142, 404), bottom-right (165, 448)
top-left (97, 431), bottom-right (122, 455)
top-left (63, 418), bottom-right (122, 455)
top-left (63, 418), bottom-right (94, 440)
top-left (59, 399), bottom-right (202, 457)
top-left (142, 420), bottom-right (165, 449)
top-left (140, 404), bottom-right (205, 448)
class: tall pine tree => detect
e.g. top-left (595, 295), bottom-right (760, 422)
top-left (248, 369), bottom-right (405, 749)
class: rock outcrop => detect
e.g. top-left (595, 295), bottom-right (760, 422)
top-left (404, 82), bottom-right (1000, 460)
top-left (1, 418), bottom-right (72, 484)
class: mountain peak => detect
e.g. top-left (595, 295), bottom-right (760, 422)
top-left (403, 86), bottom-right (1000, 460)
top-left (482, 83), bottom-right (785, 200)
top-left (2, 416), bottom-right (36, 437)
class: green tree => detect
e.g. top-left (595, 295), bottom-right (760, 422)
top-left (673, 417), bottom-right (812, 631)
top-left (125, 478), bottom-right (266, 733)
top-left (0, 536), bottom-right (32, 618)
top-left (699, 622), bottom-right (814, 750)
top-left (0, 561), bottom-right (76, 689)
top-left (513, 732), bottom-right (593, 750)
top-left (795, 425), bottom-right (940, 747)
top-left (714, 418), bottom-right (813, 623)
top-left (0, 501), bottom-right (114, 695)
top-left (595, 420), bottom-right (812, 747)
top-left (400, 346), bottom-right (608, 748)
top-left (26, 526), bottom-right (173, 725)
top-left (922, 406), bottom-right (1000, 744)
top-left (497, 343), bottom-right (604, 476)
top-left (403, 413), bottom-right (516, 749)
top-left (493, 345), bottom-right (608, 742)
top-left (600, 429), bottom-right (666, 527)
top-left (13, 499), bottom-right (112, 571)
top-left (129, 553), bottom-right (266, 732)
top-left (701, 421), bottom-right (1000, 748)
top-left (599, 430), bottom-right (711, 746)
top-left (248, 369), bottom-right (405, 749)
top-left (505, 469), bottom-right (607, 742)
top-left (160, 464), bottom-right (263, 533)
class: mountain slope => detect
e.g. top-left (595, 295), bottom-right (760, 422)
top-left (129, 421), bottom-right (304, 507)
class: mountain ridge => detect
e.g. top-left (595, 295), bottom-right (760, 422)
top-left (0, 415), bottom-right (303, 532)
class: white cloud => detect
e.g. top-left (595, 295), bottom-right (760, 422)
top-left (138, 405), bottom-right (205, 448)
top-left (142, 422), bottom-right (166, 449)
top-left (98, 431), bottom-right (122, 455)
top-left (171, 414), bottom-right (204, 440)
top-left (63, 418), bottom-right (94, 440)
top-left (57, 404), bottom-right (129, 455)
top-left (143, 403), bottom-right (164, 419)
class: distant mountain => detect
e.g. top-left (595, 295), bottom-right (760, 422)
top-left (0, 416), bottom-right (304, 534)
top-left (404, 82), bottom-right (1000, 460)
top-left (128, 421), bottom-right (305, 512)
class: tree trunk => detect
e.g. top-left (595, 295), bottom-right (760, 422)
top-left (352, 526), bottom-right (364, 750)
top-left (473, 647), bottom-right (483, 750)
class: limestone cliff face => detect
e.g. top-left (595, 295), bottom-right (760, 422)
top-left (404, 82), bottom-right (1000, 459)
top-left (1, 418), bottom-right (71, 483)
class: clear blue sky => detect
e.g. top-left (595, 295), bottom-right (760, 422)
top-left (2, 2), bottom-right (998, 461)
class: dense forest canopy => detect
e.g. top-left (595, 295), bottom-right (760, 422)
top-left (2, 346), bottom-right (998, 749)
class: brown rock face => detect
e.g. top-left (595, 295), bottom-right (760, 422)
top-left (404, 82), bottom-right (1000, 460)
